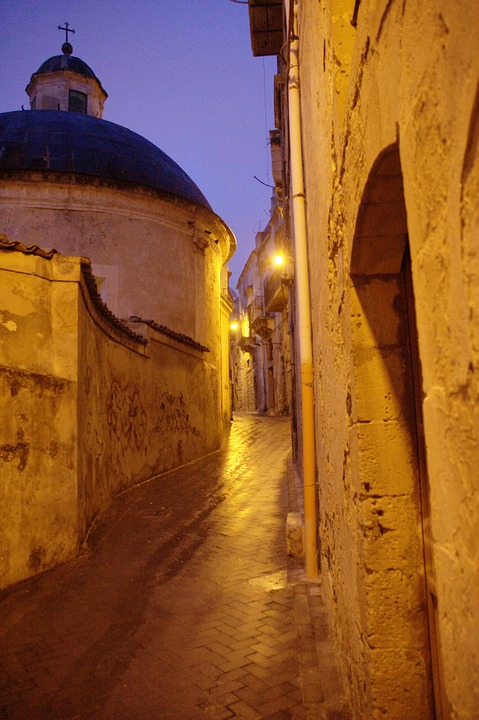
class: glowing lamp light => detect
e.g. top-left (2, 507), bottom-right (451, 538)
top-left (230, 321), bottom-right (239, 331)
top-left (273, 253), bottom-right (285, 267)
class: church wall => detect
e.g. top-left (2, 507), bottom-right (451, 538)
top-left (0, 179), bottom-right (217, 348)
top-left (0, 176), bottom-right (233, 446)
top-left (0, 246), bottom-right (224, 590)
top-left (296, 0), bottom-right (479, 717)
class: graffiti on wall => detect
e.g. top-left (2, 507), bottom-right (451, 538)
top-left (107, 379), bottom-right (147, 449)
top-left (106, 378), bottom-right (201, 455)
top-left (154, 390), bottom-right (200, 437)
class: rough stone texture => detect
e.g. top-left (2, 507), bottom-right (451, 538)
top-left (294, 0), bottom-right (479, 718)
top-left (286, 512), bottom-right (304, 558)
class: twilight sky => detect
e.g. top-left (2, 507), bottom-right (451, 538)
top-left (0, 0), bottom-right (277, 285)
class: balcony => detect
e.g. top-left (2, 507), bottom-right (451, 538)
top-left (248, 296), bottom-right (265, 325)
top-left (264, 268), bottom-right (290, 312)
top-left (248, 0), bottom-right (283, 57)
top-left (246, 295), bottom-right (274, 339)
top-left (250, 315), bottom-right (274, 339)
top-left (238, 334), bottom-right (258, 353)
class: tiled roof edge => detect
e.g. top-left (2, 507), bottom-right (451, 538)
top-left (128, 316), bottom-right (210, 353)
top-left (80, 262), bottom-right (147, 345)
top-left (0, 234), bottom-right (58, 259)
top-left (0, 234), bottom-right (147, 346)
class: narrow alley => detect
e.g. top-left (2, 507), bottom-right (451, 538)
top-left (0, 414), bottom-right (348, 720)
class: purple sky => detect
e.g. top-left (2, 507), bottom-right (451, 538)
top-left (0, 1), bottom-right (277, 285)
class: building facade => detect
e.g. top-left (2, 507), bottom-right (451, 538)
top-left (248, 1), bottom-right (479, 718)
top-left (232, 194), bottom-right (292, 416)
top-left (0, 42), bottom-right (235, 590)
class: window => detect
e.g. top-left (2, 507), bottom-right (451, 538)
top-left (68, 90), bottom-right (87, 115)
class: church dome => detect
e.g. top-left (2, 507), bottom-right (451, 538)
top-left (33, 54), bottom-right (98, 81)
top-left (0, 110), bottom-right (212, 210)
top-left (25, 42), bottom-right (108, 118)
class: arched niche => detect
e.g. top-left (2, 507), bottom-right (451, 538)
top-left (349, 144), bottom-right (438, 719)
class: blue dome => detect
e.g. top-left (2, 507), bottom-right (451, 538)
top-left (34, 54), bottom-right (97, 79)
top-left (0, 110), bottom-right (211, 210)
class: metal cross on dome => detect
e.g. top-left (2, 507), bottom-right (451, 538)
top-left (58, 22), bottom-right (76, 43)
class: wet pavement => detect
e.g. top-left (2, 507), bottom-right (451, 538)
top-left (0, 413), bottom-right (350, 719)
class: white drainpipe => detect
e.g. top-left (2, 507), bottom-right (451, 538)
top-left (288, 0), bottom-right (318, 577)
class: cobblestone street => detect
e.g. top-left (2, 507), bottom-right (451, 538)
top-left (0, 413), bottom-right (349, 720)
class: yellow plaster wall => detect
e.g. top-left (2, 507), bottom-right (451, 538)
top-left (331, 0), bottom-right (356, 126)
top-left (297, 0), bottom-right (479, 717)
top-left (0, 252), bottom-right (81, 588)
top-left (77, 306), bottom-right (221, 535)
top-left (0, 248), bottom-right (226, 590)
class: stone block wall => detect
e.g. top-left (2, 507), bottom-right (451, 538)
top-left (295, 0), bottom-right (479, 717)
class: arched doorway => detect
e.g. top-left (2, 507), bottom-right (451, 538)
top-left (349, 145), bottom-right (442, 718)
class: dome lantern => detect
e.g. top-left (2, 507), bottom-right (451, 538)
top-left (25, 24), bottom-right (108, 118)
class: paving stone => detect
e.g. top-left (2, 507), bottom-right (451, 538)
top-left (219, 667), bottom-right (252, 684)
top-left (0, 414), bottom-right (350, 719)
top-left (227, 698), bottom-right (262, 719)
top-left (258, 693), bottom-right (299, 716)
top-left (235, 672), bottom-right (269, 693)
top-left (209, 679), bottom-right (244, 697)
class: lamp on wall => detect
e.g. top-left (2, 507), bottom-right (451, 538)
top-left (272, 251), bottom-right (293, 284)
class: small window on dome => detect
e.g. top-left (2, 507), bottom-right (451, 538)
top-left (69, 90), bottom-right (87, 115)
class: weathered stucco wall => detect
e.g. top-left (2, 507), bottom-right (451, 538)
top-left (77, 295), bottom-right (221, 536)
top-left (0, 177), bottom-right (230, 356)
top-left (297, 0), bottom-right (479, 717)
top-left (0, 246), bottom-right (225, 590)
top-left (0, 251), bottom-right (82, 589)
